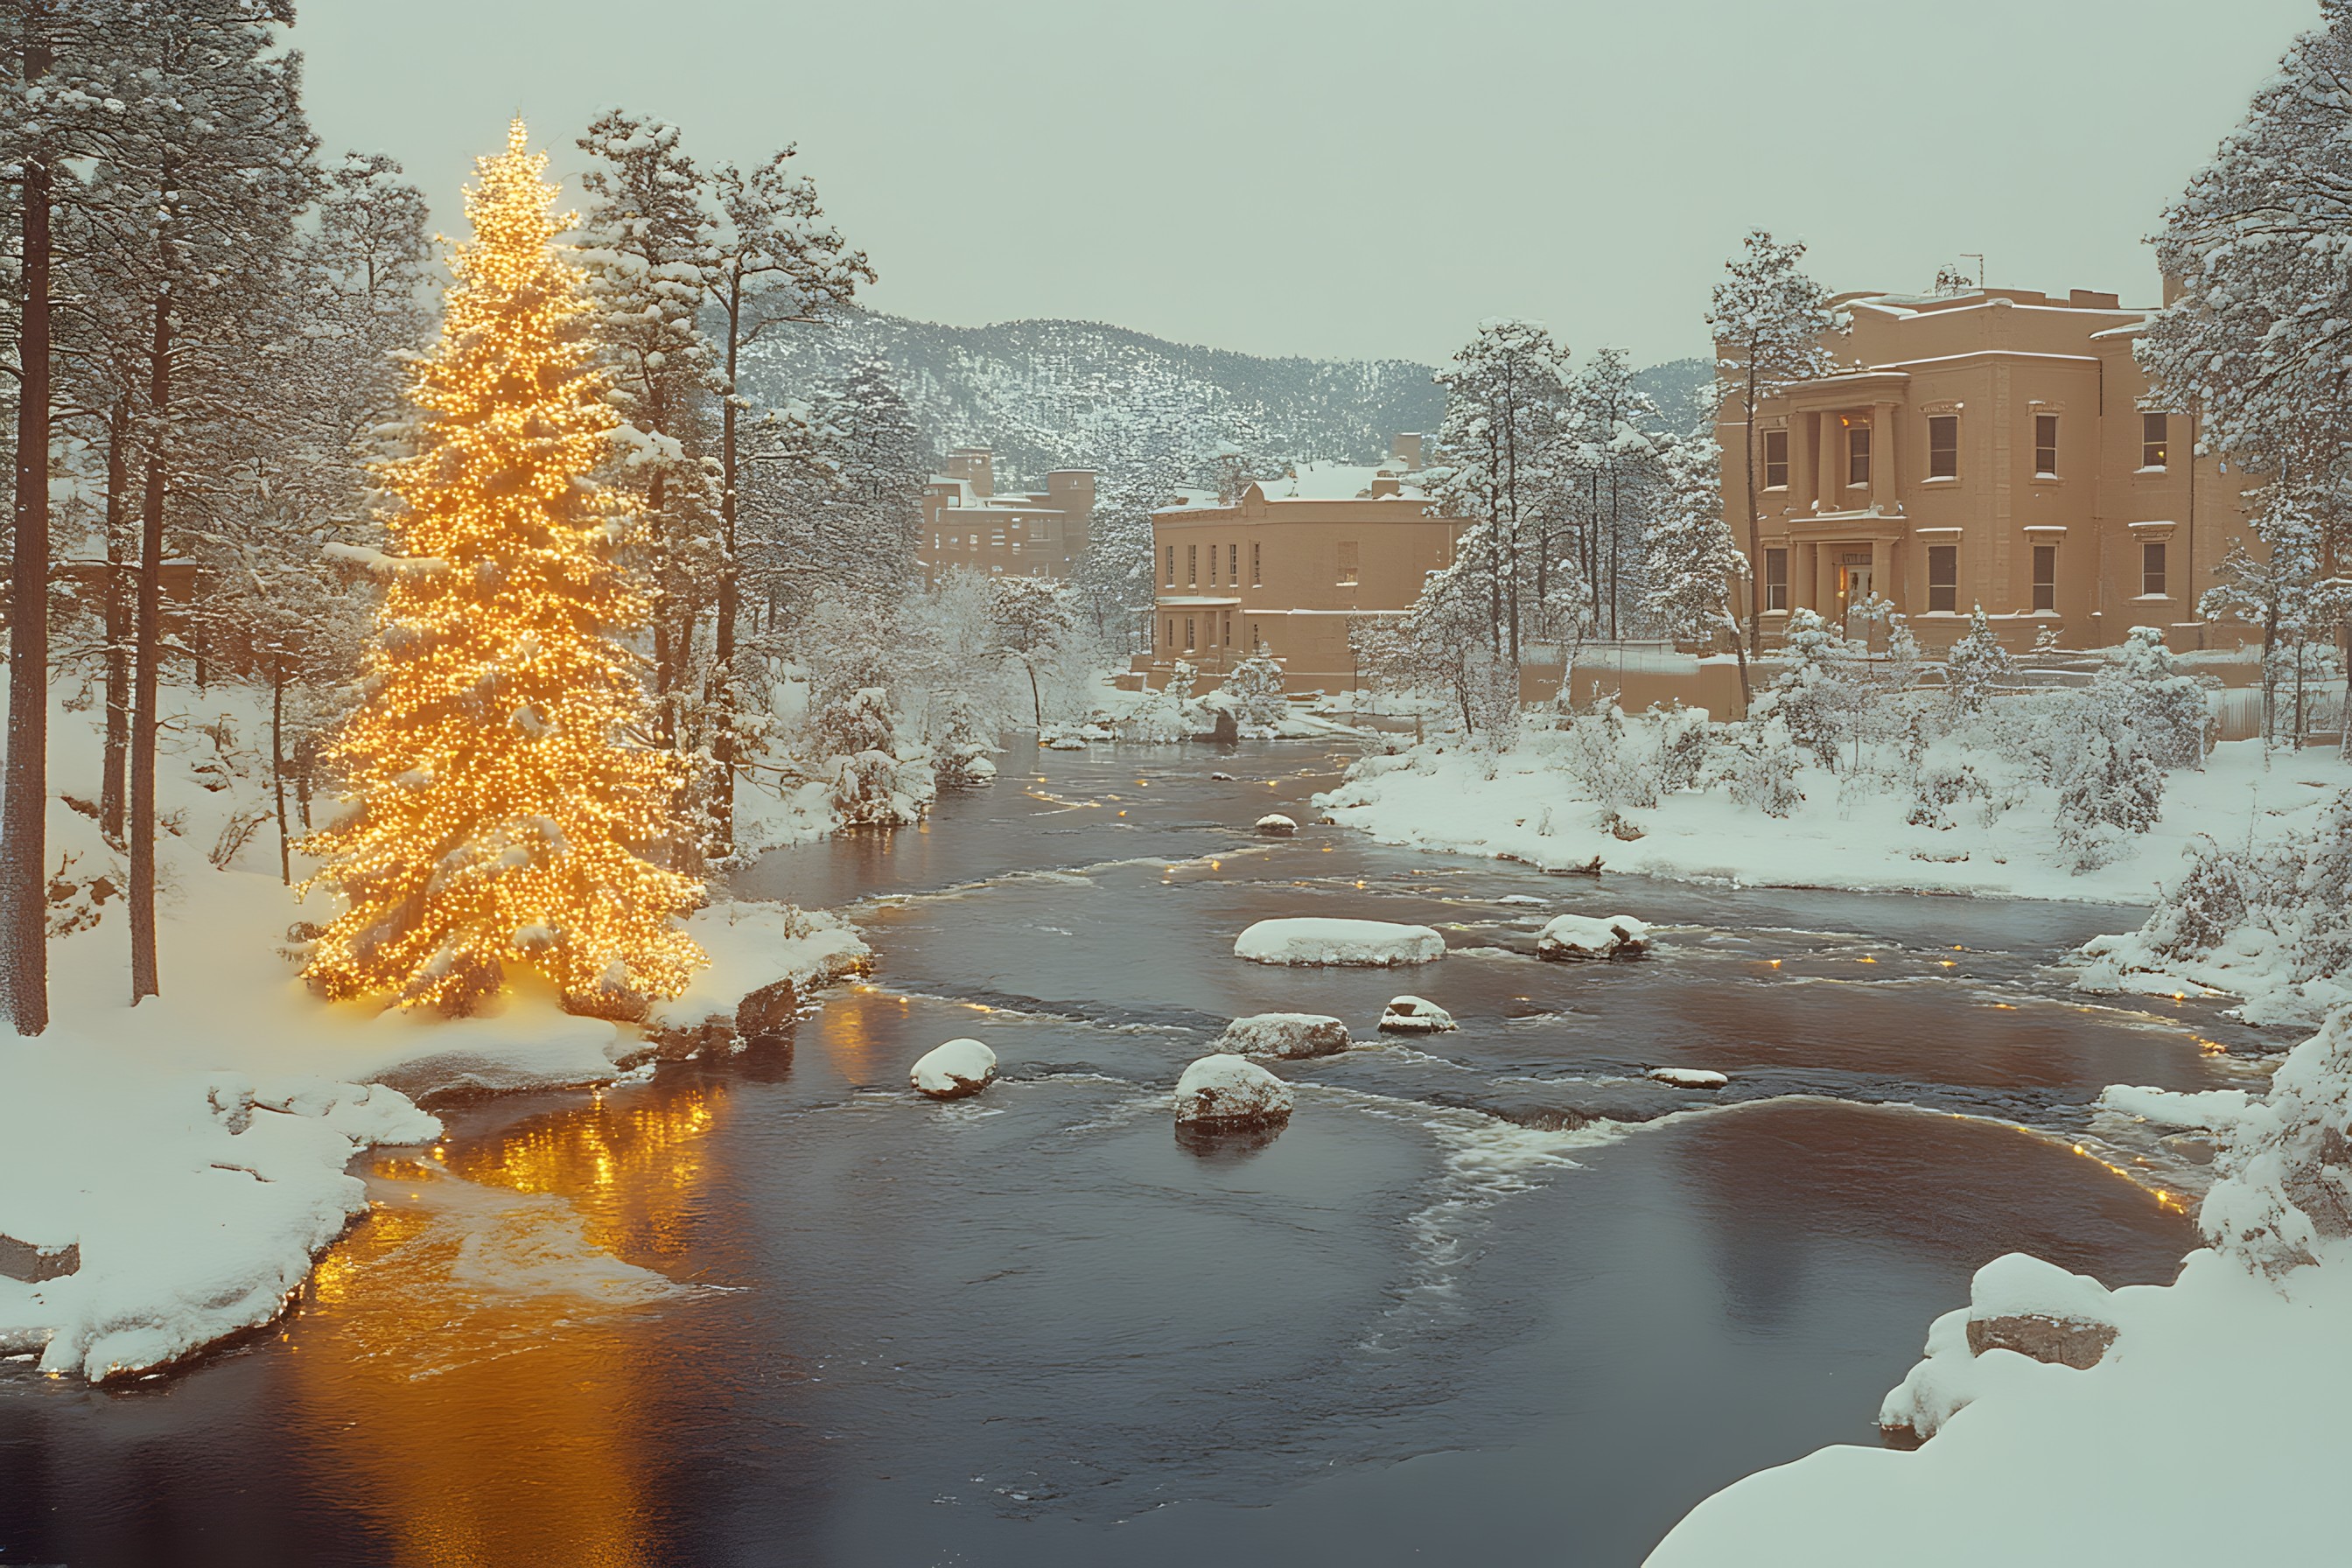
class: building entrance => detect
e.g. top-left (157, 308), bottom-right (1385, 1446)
top-left (1838, 553), bottom-right (1874, 638)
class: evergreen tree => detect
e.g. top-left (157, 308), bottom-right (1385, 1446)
top-left (1642, 435), bottom-right (1746, 653)
top-left (821, 357), bottom-right (926, 595)
top-left (1426, 318), bottom-right (1571, 666)
top-left (1944, 606), bottom-right (2015, 714)
top-left (302, 124), bottom-right (704, 1018)
top-left (1705, 231), bottom-right (1844, 697)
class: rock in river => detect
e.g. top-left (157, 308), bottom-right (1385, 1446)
top-left (1378, 996), bottom-right (1458, 1033)
top-left (1172, 1054), bottom-right (1294, 1133)
top-left (911, 1039), bottom-right (998, 1100)
top-left (1216, 1012), bottom-right (1350, 1059)
top-left (1256, 813), bottom-right (1298, 836)
top-left (1235, 917), bottom-right (1446, 967)
top-left (1536, 914), bottom-right (1653, 962)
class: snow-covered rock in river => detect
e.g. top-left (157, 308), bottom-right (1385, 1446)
top-left (910, 1039), bottom-right (998, 1100)
top-left (1172, 1054), bottom-right (1293, 1131)
top-left (1234, 918), bottom-right (1446, 967)
top-left (1536, 914), bottom-right (1653, 962)
top-left (1210, 771), bottom-right (1236, 781)
top-left (1647, 1067), bottom-right (1727, 1088)
top-left (1877, 1252), bottom-right (2123, 1445)
top-left (1215, 1012), bottom-right (1350, 1059)
top-left (642, 901), bottom-right (871, 1054)
top-left (1256, 813), bottom-right (1298, 836)
top-left (1378, 996), bottom-right (1457, 1033)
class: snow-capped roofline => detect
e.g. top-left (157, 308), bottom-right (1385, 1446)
top-left (1846, 291), bottom-right (2151, 323)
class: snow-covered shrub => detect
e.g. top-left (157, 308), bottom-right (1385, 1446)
top-left (1943, 606), bottom-right (2015, 714)
top-left (1648, 703), bottom-right (1713, 797)
top-left (2202, 1010), bottom-right (2352, 1277)
top-left (1222, 654), bottom-right (1288, 738)
top-left (1907, 760), bottom-right (1986, 830)
top-left (815, 687), bottom-right (933, 827)
top-left (933, 692), bottom-right (998, 788)
top-left (1558, 704), bottom-right (1653, 808)
top-left (2138, 836), bottom-right (2267, 963)
top-left (2095, 626), bottom-right (2212, 770)
top-left (1760, 608), bottom-right (1850, 762)
top-left (1729, 716), bottom-right (1804, 818)
top-left (2053, 727), bottom-right (2163, 872)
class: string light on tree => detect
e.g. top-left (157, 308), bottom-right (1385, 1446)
top-left (303, 122), bottom-right (705, 1016)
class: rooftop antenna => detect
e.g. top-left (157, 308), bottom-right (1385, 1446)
top-left (1960, 253), bottom-right (1985, 287)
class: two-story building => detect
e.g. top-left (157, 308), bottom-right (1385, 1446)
top-left (1720, 284), bottom-right (2255, 653)
top-left (920, 446), bottom-right (1094, 585)
top-left (1138, 434), bottom-right (1466, 691)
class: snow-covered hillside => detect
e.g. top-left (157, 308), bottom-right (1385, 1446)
top-left (740, 310), bottom-right (1707, 485)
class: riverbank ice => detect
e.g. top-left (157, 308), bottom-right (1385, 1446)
top-left (1234, 918), bottom-right (1446, 967)
top-left (1215, 1012), bottom-right (1350, 1059)
top-left (1172, 1054), bottom-right (1294, 1131)
top-left (911, 1038), bottom-right (998, 1099)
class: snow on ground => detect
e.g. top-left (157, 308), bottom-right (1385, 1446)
top-left (1319, 736), bottom-right (2344, 905)
top-left (1233, 917), bottom-right (1446, 967)
top-left (1, 680), bottom-right (866, 1382)
top-left (1647, 1240), bottom-right (2352, 1566)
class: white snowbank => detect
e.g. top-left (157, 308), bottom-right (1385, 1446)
top-left (1214, 1012), bottom-right (1350, 1059)
top-left (1172, 1054), bottom-right (1293, 1129)
top-left (1651, 1242), bottom-right (2352, 1565)
top-left (648, 900), bottom-right (871, 1044)
top-left (1379, 995), bottom-right (1457, 1033)
top-left (0, 1053), bottom-right (438, 1381)
top-left (1320, 734), bottom-right (2345, 905)
top-left (1646, 1067), bottom-right (1726, 1088)
top-left (1536, 913), bottom-right (1653, 961)
top-left (1234, 918), bottom-right (1446, 967)
top-left (2096, 1083), bottom-right (2258, 1133)
top-left (910, 1038), bottom-right (998, 1100)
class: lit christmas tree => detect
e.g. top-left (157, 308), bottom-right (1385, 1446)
top-left (303, 122), bottom-right (705, 1016)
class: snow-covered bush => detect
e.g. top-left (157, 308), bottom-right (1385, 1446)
top-left (2202, 1010), bottom-right (2352, 1277)
top-left (933, 693), bottom-right (998, 788)
top-left (814, 687), bottom-right (933, 827)
top-left (1943, 606), bottom-right (2015, 714)
top-left (1121, 661), bottom-right (1211, 743)
top-left (1222, 654), bottom-right (1288, 738)
top-left (2053, 727), bottom-right (2163, 872)
top-left (1907, 760), bottom-right (1986, 831)
top-left (1649, 703), bottom-right (1713, 797)
top-left (1729, 716), bottom-right (1804, 818)
top-left (2095, 626), bottom-right (2213, 770)
top-left (1558, 704), bottom-right (1655, 808)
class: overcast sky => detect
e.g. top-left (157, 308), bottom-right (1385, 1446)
top-left (293, 0), bottom-right (2316, 368)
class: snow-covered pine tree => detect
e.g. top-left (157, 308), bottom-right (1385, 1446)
top-left (1563, 346), bottom-right (1665, 640)
top-left (576, 109), bottom-right (723, 751)
top-left (67, 0), bottom-right (322, 1003)
top-left (2201, 482), bottom-right (2352, 746)
top-left (820, 358), bottom-right (926, 598)
top-left (1427, 319), bottom-right (1572, 667)
top-left (1222, 654), bottom-right (1288, 738)
top-left (1943, 606), bottom-right (2014, 714)
top-left (2094, 625), bottom-right (2212, 770)
top-left (2054, 725), bottom-right (2164, 873)
top-left (1705, 232), bottom-right (1845, 692)
top-left (1641, 435), bottom-right (1746, 654)
top-left (302, 123), bottom-right (704, 1018)
top-left (696, 144), bottom-right (870, 852)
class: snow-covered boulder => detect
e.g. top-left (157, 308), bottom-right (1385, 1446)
top-left (1235, 918), bottom-right (1446, 967)
top-left (1378, 996), bottom-right (1457, 1033)
top-left (1256, 813), bottom-right (1298, 836)
top-left (1536, 913), bottom-right (1652, 962)
top-left (1210, 771), bottom-right (1236, 781)
top-left (1215, 1012), bottom-right (1350, 1059)
top-left (910, 1039), bottom-right (998, 1101)
top-left (1172, 1054), bottom-right (1293, 1131)
top-left (1877, 1252), bottom-right (2123, 1446)
top-left (1647, 1067), bottom-right (1727, 1089)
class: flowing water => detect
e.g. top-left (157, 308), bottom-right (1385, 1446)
top-left (2, 741), bottom-right (2268, 1566)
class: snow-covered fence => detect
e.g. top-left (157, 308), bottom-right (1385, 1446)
top-left (2209, 682), bottom-right (2346, 744)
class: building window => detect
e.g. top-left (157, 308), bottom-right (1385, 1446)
top-left (1222, 611), bottom-right (1232, 647)
top-left (1205, 544), bottom-right (1217, 586)
top-left (1228, 542), bottom-right (1238, 584)
top-left (1250, 620), bottom-right (1260, 650)
top-left (1928, 544), bottom-right (1957, 612)
top-left (1764, 547), bottom-right (1788, 612)
top-left (1166, 545), bottom-right (1175, 585)
top-left (1010, 540), bottom-right (1020, 553)
top-left (1165, 618), bottom-right (1174, 648)
top-left (1928, 416), bottom-right (1959, 480)
top-left (2142, 412), bottom-right (2169, 470)
top-left (1336, 541), bottom-right (1360, 585)
top-left (1251, 542), bottom-right (1263, 586)
top-left (2142, 541), bottom-right (2167, 598)
top-left (1847, 424), bottom-right (1871, 488)
top-left (2035, 414), bottom-right (2059, 477)
top-left (1763, 429), bottom-right (1789, 490)
top-left (2032, 544), bottom-right (2056, 612)
top-left (1187, 544), bottom-right (1198, 586)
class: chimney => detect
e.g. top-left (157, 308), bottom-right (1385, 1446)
top-left (1046, 469), bottom-right (1095, 555)
top-left (1390, 432), bottom-right (1425, 469)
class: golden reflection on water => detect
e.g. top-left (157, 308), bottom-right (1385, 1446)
top-left (289, 1082), bottom-right (733, 1568)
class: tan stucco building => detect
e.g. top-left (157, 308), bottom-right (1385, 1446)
top-left (920, 446), bottom-right (1094, 585)
top-left (1138, 435), bottom-right (1466, 691)
top-left (1720, 284), bottom-right (2255, 653)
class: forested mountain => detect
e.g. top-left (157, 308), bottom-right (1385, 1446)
top-left (739, 311), bottom-right (1708, 485)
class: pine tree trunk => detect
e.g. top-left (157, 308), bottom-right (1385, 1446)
top-left (271, 656), bottom-right (290, 884)
top-left (1, 54), bottom-right (53, 1035)
top-left (710, 280), bottom-right (744, 852)
top-left (101, 399), bottom-right (132, 844)
top-left (130, 270), bottom-right (173, 1004)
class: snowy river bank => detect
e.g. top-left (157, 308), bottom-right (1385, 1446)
top-left (2, 739), bottom-right (2282, 1565)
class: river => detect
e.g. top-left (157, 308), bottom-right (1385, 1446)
top-left (2, 740), bottom-right (2257, 1566)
